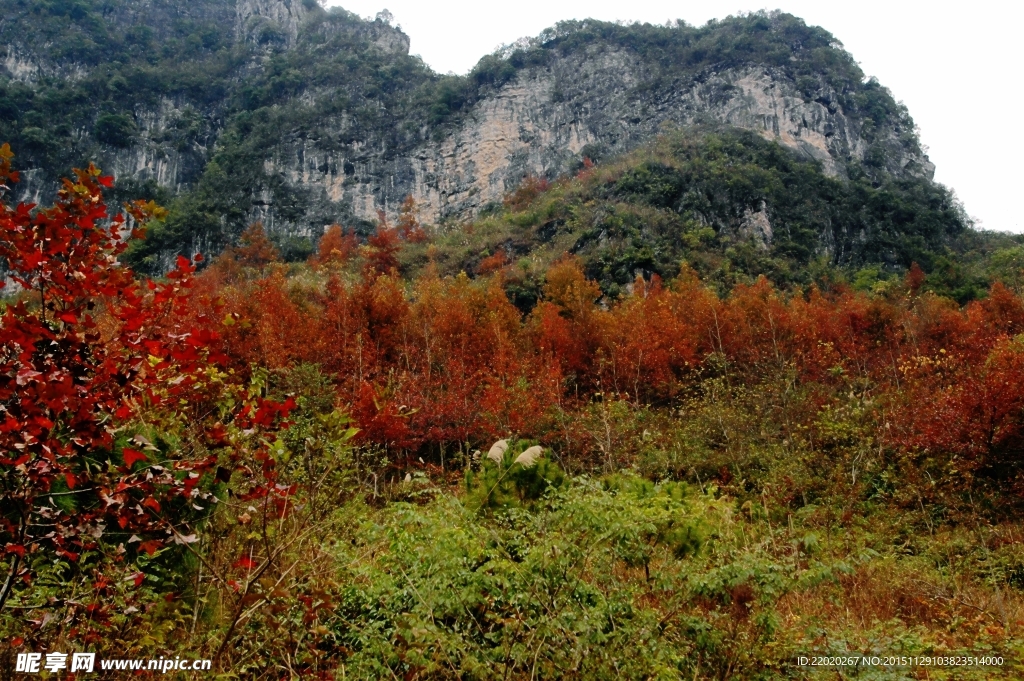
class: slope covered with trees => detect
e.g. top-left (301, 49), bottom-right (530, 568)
top-left (417, 129), bottom-right (982, 305)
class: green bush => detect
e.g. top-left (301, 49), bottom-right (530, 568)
top-left (464, 440), bottom-right (566, 511)
top-left (94, 112), bottom-right (137, 147)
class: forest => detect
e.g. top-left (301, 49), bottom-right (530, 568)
top-left (2, 140), bottom-right (1023, 678)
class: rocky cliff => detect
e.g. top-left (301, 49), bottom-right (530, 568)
top-left (303, 58), bottom-right (933, 227)
top-left (0, 1), bottom-right (938, 269)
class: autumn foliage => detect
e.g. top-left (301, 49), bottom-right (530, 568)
top-left (234, 221), bottom-right (279, 268)
top-left (310, 223), bottom-right (358, 268)
top-left (0, 146), bottom-right (292, 625)
top-left (188, 238), bottom-right (1024, 498)
top-left (395, 196), bottom-right (427, 243)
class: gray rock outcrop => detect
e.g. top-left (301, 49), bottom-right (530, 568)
top-left (283, 56), bottom-right (933, 228)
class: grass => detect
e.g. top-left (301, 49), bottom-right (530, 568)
top-left (297, 473), bottom-right (1024, 679)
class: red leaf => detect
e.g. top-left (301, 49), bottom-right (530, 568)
top-left (32, 416), bottom-right (54, 430)
top-left (98, 175), bottom-right (114, 188)
top-left (5, 544), bottom-right (26, 558)
top-left (65, 472), bottom-right (77, 490)
top-left (122, 448), bottom-right (147, 468)
top-left (233, 556), bottom-right (258, 571)
top-left (138, 540), bottom-right (162, 556)
top-left (58, 311), bottom-right (78, 324)
top-left (142, 497), bottom-right (161, 512)
top-left (133, 571), bottom-right (145, 587)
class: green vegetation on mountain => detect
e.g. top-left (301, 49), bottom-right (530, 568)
top-left (2, 1), bottom-right (954, 274)
top-left (0, 0), bottom-right (241, 179)
top-left (414, 128), bottom-right (995, 306)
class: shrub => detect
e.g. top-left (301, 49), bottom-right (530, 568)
top-left (94, 112), bottom-right (137, 147)
top-left (465, 440), bottom-right (566, 510)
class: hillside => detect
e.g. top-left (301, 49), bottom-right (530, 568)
top-left (2, 0), bottom-right (949, 273)
top-left (415, 128), bottom-right (979, 305)
top-left (3, 150), bottom-right (1024, 676)
top-left (4, 5), bottom-right (1024, 678)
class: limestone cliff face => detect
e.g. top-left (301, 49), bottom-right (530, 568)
top-left (265, 46), bottom-right (933, 231)
top-left (233, 0), bottom-right (409, 51)
top-left (236, 0), bottom-right (309, 46)
top-left (2, 0), bottom-right (412, 220)
top-left (5, 88), bottom-right (212, 208)
top-left (105, 99), bottom-right (212, 190)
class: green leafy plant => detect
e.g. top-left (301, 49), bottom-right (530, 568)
top-left (465, 440), bottom-right (566, 511)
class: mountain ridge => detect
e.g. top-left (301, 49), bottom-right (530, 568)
top-left (0, 0), bottom-right (948, 272)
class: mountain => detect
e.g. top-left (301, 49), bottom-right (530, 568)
top-left (1, 0), bottom-right (963, 273)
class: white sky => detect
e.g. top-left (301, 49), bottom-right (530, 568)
top-left (326, 1), bottom-right (1023, 233)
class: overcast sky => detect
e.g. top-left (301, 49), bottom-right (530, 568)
top-left (326, 1), bottom-right (1022, 233)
